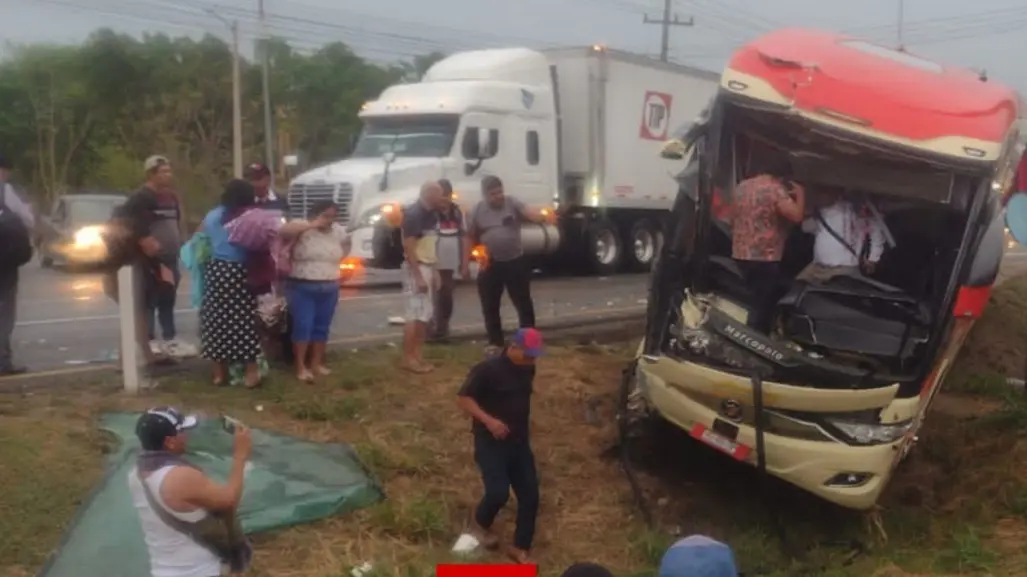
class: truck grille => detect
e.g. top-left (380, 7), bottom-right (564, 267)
top-left (287, 182), bottom-right (353, 223)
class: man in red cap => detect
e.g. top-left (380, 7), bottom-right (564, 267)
top-left (456, 327), bottom-right (543, 564)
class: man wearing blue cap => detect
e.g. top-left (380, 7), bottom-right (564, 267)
top-left (456, 327), bottom-right (544, 564)
top-left (659, 535), bottom-right (739, 577)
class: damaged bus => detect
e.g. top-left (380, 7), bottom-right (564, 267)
top-left (627, 28), bottom-right (1023, 510)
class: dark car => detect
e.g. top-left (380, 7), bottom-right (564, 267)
top-left (36, 193), bottom-right (128, 268)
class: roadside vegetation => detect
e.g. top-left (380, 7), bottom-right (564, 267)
top-left (4, 277), bottom-right (1027, 577)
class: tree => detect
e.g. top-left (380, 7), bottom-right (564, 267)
top-left (0, 28), bottom-right (438, 212)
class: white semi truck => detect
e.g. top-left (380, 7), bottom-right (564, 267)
top-left (286, 45), bottom-right (719, 276)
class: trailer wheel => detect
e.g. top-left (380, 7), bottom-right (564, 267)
top-left (586, 220), bottom-right (623, 275)
top-left (625, 218), bottom-right (662, 272)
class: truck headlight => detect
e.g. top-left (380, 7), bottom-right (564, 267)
top-left (825, 418), bottom-right (913, 446)
top-left (352, 203), bottom-right (401, 229)
top-left (73, 226), bottom-right (105, 248)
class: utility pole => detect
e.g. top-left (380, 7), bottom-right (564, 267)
top-left (643, 0), bottom-right (694, 62)
top-left (231, 21), bottom-right (242, 178)
top-left (258, 0), bottom-right (275, 184)
top-left (897, 0), bottom-right (905, 51)
top-left (206, 9), bottom-right (243, 178)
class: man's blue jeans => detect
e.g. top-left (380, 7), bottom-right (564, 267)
top-left (147, 261), bottom-right (180, 341)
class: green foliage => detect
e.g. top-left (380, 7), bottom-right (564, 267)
top-left (0, 29), bottom-right (442, 213)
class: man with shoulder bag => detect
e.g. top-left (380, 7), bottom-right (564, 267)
top-left (128, 406), bottom-right (254, 577)
top-left (0, 154), bottom-right (35, 376)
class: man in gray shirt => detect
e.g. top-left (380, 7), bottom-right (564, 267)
top-left (467, 175), bottom-right (549, 353)
top-left (141, 156), bottom-right (196, 359)
top-left (0, 154), bottom-right (34, 375)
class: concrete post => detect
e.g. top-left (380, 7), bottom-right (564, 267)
top-left (117, 266), bottom-right (140, 394)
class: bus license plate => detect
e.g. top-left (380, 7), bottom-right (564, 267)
top-left (689, 423), bottom-right (752, 461)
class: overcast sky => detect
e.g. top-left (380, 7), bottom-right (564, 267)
top-left (3, 0), bottom-right (1026, 95)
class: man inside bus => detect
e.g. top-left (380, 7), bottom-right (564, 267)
top-left (730, 159), bottom-right (806, 333)
top-left (797, 186), bottom-right (893, 284)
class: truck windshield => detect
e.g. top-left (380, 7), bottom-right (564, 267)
top-left (352, 114), bottom-right (459, 158)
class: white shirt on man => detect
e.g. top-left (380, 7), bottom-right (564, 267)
top-left (128, 465), bottom-right (222, 577)
top-left (802, 200), bottom-right (892, 268)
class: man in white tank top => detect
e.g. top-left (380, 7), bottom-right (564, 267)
top-left (128, 407), bottom-right (252, 577)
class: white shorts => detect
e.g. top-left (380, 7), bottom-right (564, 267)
top-left (402, 262), bottom-right (437, 323)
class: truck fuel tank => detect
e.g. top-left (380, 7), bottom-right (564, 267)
top-left (521, 223), bottom-right (561, 256)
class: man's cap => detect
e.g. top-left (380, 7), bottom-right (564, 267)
top-left (658, 535), bottom-right (739, 577)
top-left (512, 328), bottom-right (544, 357)
top-left (135, 406), bottom-right (198, 450)
top-left (143, 155), bottom-right (170, 172)
top-left (560, 563), bottom-right (614, 577)
top-left (244, 162), bottom-right (271, 180)
top-left (0, 154), bottom-right (10, 170)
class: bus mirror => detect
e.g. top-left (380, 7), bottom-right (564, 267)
top-left (1005, 192), bottom-right (1027, 245)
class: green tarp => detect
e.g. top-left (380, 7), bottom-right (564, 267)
top-left (39, 412), bottom-right (384, 577)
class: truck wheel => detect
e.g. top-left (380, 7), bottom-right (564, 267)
top-left (586, 220), bottom-right (623, 275)
top-left (625, 218), bottom-right (661, 272)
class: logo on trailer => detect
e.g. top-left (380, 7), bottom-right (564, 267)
top-left (639, 91), bottom-right (673, 140)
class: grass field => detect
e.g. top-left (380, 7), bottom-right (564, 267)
top-left (4, 277), bottom-right (1027, 577)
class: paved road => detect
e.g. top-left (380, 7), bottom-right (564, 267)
top-left (8, 243), bottom-right (1027, 375)
top-left (9, 264), bottom-right (649, 373)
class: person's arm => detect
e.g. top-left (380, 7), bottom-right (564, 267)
top-left (458, 208), bottom-right (471, 271)
top-left (278, 219), bottom-right (314, 240)
top-left (775, 182), bottom-right (805, 224)
top-left (511, 197), bottom-right (548, 224)
top-left (456, 363), bottom-right (507, 437)
top-left (122, 191), bottom-right (160, 256)
top-left (172, 427), bottom-right (251, 512)
top-left (400, 210), bottom-right (426, 282)
top-left (868, 216), bottom-right (887, 263)
top-left (801, 214), bottom-right (818, 234)
top-left (175, 191), bottom-right (188, 238)
top-left (2, 184), bottom-right (35, 229)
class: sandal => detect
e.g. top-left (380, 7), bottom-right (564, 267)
top-left (401, 361), bottom-right (433, 374)
top-left (296, 370), bottom-right (315, 383)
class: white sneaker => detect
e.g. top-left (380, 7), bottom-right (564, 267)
top-left (148, 340), bottom-right (163, 355)
top-left (163, 339), bottom-right (198, 358)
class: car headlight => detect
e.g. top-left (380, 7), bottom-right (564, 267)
top-left (825, 418), bottom-right (913, 446)
top-left (73, 226), bottom-right (105, 248)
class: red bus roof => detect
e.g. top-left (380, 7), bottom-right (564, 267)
top-left (722, 28), bottom-right (1020, 159)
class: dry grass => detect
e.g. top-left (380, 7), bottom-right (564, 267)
top-left (0, 341), bottom-right (649, 577)
top-left (6, 277), bottom-right (1027, 576)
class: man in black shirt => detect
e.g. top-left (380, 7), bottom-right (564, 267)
top-left (456, 327), bottom-right (543, 564)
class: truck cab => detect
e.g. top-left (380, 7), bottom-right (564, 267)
top-left (288, 48), bottom-right (559, 271)
top-left (288, 47), bottom-right (719, 277)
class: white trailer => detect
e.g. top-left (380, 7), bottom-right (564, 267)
top-left (286, 45), bottom-right (719, 275)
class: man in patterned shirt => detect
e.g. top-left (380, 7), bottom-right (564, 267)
top-left (730, 160), bottom-right (806, 333)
